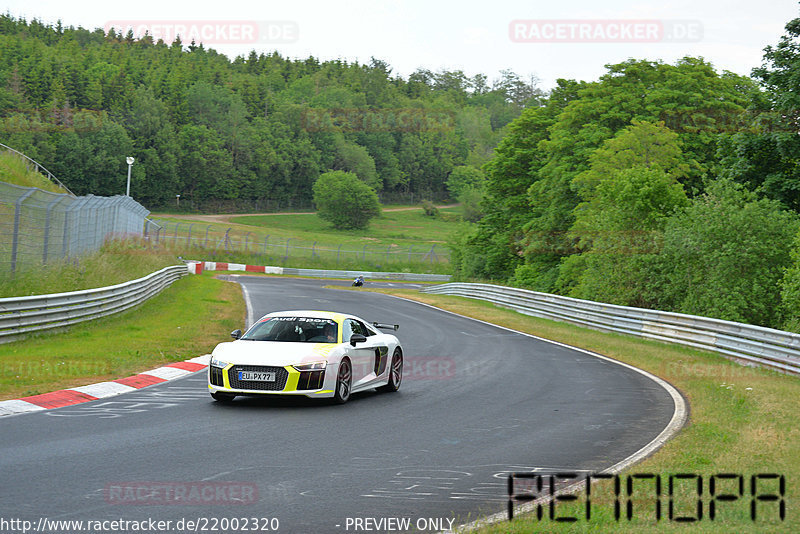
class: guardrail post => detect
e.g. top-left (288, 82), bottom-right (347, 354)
top-left (224, 228), bottom-right (231, 252)
top-left (336, 244), bottom-right (342, 264)
top-left (187, 223), bottom-right (195, 247)
top-left (204, 225), bottom-right (212, 248)
top-left (263, 235), bottom-right (270, 255)
top-left (245, 232), bottom-right (252, 252)
top-left (10, 189), bottom-right (36, 274)
top-left (173, 222), bottom-right (181, 246)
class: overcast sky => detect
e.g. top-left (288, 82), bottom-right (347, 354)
top-left (3, 0), bottom-right (797, 90)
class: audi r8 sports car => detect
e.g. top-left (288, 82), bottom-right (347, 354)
top-left (208, 310), bottom-right (403, 404)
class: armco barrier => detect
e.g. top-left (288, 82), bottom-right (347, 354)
top-left (421, 283), bottom-right (800, 376)
top-left (0, 265), bottom-right (188, 343)
top-left (191, 261), bottom-right (451, 282)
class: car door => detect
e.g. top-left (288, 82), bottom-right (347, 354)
top-left (342, 319), bottom-right (377, 386)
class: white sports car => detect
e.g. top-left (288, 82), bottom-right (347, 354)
top-left (208, 310), bottom-right (403, 404)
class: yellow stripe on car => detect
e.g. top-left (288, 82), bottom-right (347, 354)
top-left (283, 366), bottom-right (300, 392)
top-left (222, 364), bottom-right (234, 389)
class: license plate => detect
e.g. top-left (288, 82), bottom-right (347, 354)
top-left (238, 371), bottom-right (276, 382)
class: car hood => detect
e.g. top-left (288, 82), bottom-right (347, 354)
top-left (211, 340), bottom-right (339, 367)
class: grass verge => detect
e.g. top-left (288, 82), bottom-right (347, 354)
top-left (0, 239), bottom-right (181, 297)
top-left (149, 206), bottom-right (466, 274)
top-left (0, 152), bottom-right (66, 193)
top-left (232, 206), bottom-right (464, 244)
top-left (363, 288), bottom-right (797, 533)
top-left (0, 273), bottom-right (243, 400)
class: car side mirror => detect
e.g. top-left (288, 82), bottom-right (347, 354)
top-left (350, 334), bottom-right (367, 346)
top-left (231, 329), bottom-right (242, 340)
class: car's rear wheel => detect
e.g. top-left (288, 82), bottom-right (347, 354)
top-left (378, 348), bottom-right (402, 393)
top-left (211, 392), bottom-right (236, 402)
top-left (333, 359), bottom-right (352, 404)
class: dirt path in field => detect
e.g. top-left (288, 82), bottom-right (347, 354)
top-left (153, 204), bottom-right (457, 224)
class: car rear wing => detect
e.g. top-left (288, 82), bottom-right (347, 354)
top-left (372, 322), bottom-right (399, 331)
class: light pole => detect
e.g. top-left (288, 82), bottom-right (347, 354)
top-left (125, 156), bottom-right (134, 196)
top-left (176, 194), bottom-right (180, 207)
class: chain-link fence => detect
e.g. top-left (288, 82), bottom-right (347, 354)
top-left (147, 219), bottom-right (450, 268)
top-left (0, 182), bottom-right (150, 274)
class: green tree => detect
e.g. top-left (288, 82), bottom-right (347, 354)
top-left (446, 165), bottom-right (486, 223)
top-left (176, 124), bottom-right (235, 207)
top-left (123, 87), bottom-right (179, 206)
top-left (332, 137), bottom-right (380, 189)
top-left (50, 111), bottom-right (134, 196)
top-left (660, 179), bottom-right (797, 327)
top-left (312, 170), bottom-right (381, 230)
top-left (446, 165), bottom-right (485, 200)
top-left (462, 80), bottom-right (579, 284)
top-left (780, 228), bottom-right (800, 331)
top-left (560, 166), bottom-right (689, 306)
top-left (572, 119), bottom-right (689, 197)
top-left (716, 16), bottom-right (800, 210)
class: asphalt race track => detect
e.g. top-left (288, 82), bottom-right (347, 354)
top-left (0, 277), bottom-right (678, 533)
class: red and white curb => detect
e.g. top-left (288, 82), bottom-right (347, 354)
top-left (187, 261), bottom-right (282, 275)
top-left (0, 355), bottom-right (210, 417)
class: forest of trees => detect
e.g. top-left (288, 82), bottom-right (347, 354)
top-left (453, 14), bottom-right (800, 331)
top-left (0, 15), bottom-right (538, 210)
top-left (6, 12), bottom-right (800, 331)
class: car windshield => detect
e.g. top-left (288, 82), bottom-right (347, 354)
top-left (241, 317), bottom-right (338, 343)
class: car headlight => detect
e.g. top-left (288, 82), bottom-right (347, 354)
top-left (293, 361), bottom-right (327, 371)
top-left (210, 357), bottom-right (231, 369)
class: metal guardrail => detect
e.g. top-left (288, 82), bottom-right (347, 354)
top-left (422, 283), bottom-right (800, 376)
top-left (0, 265), bottom-right (188, 343)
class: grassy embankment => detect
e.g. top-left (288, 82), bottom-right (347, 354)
top-left (0, 151), bottom-right (66, 193)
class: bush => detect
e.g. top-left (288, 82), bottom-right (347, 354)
top-left (312, 171), bottom-right (381, 230)
top-left (421, 200), bottom-right (438, 217)
top-left (458, 187), bottom-right (484, 223)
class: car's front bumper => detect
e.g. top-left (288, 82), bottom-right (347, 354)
top-left (208, 363), bottom-right (337, 398)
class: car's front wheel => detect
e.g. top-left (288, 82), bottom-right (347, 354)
top-left (211, 392), bottom-right (236, 402)
top-left (333, 358), bottom-right (352, 404)
top-left (378, 348), bottom-right (402, 393)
